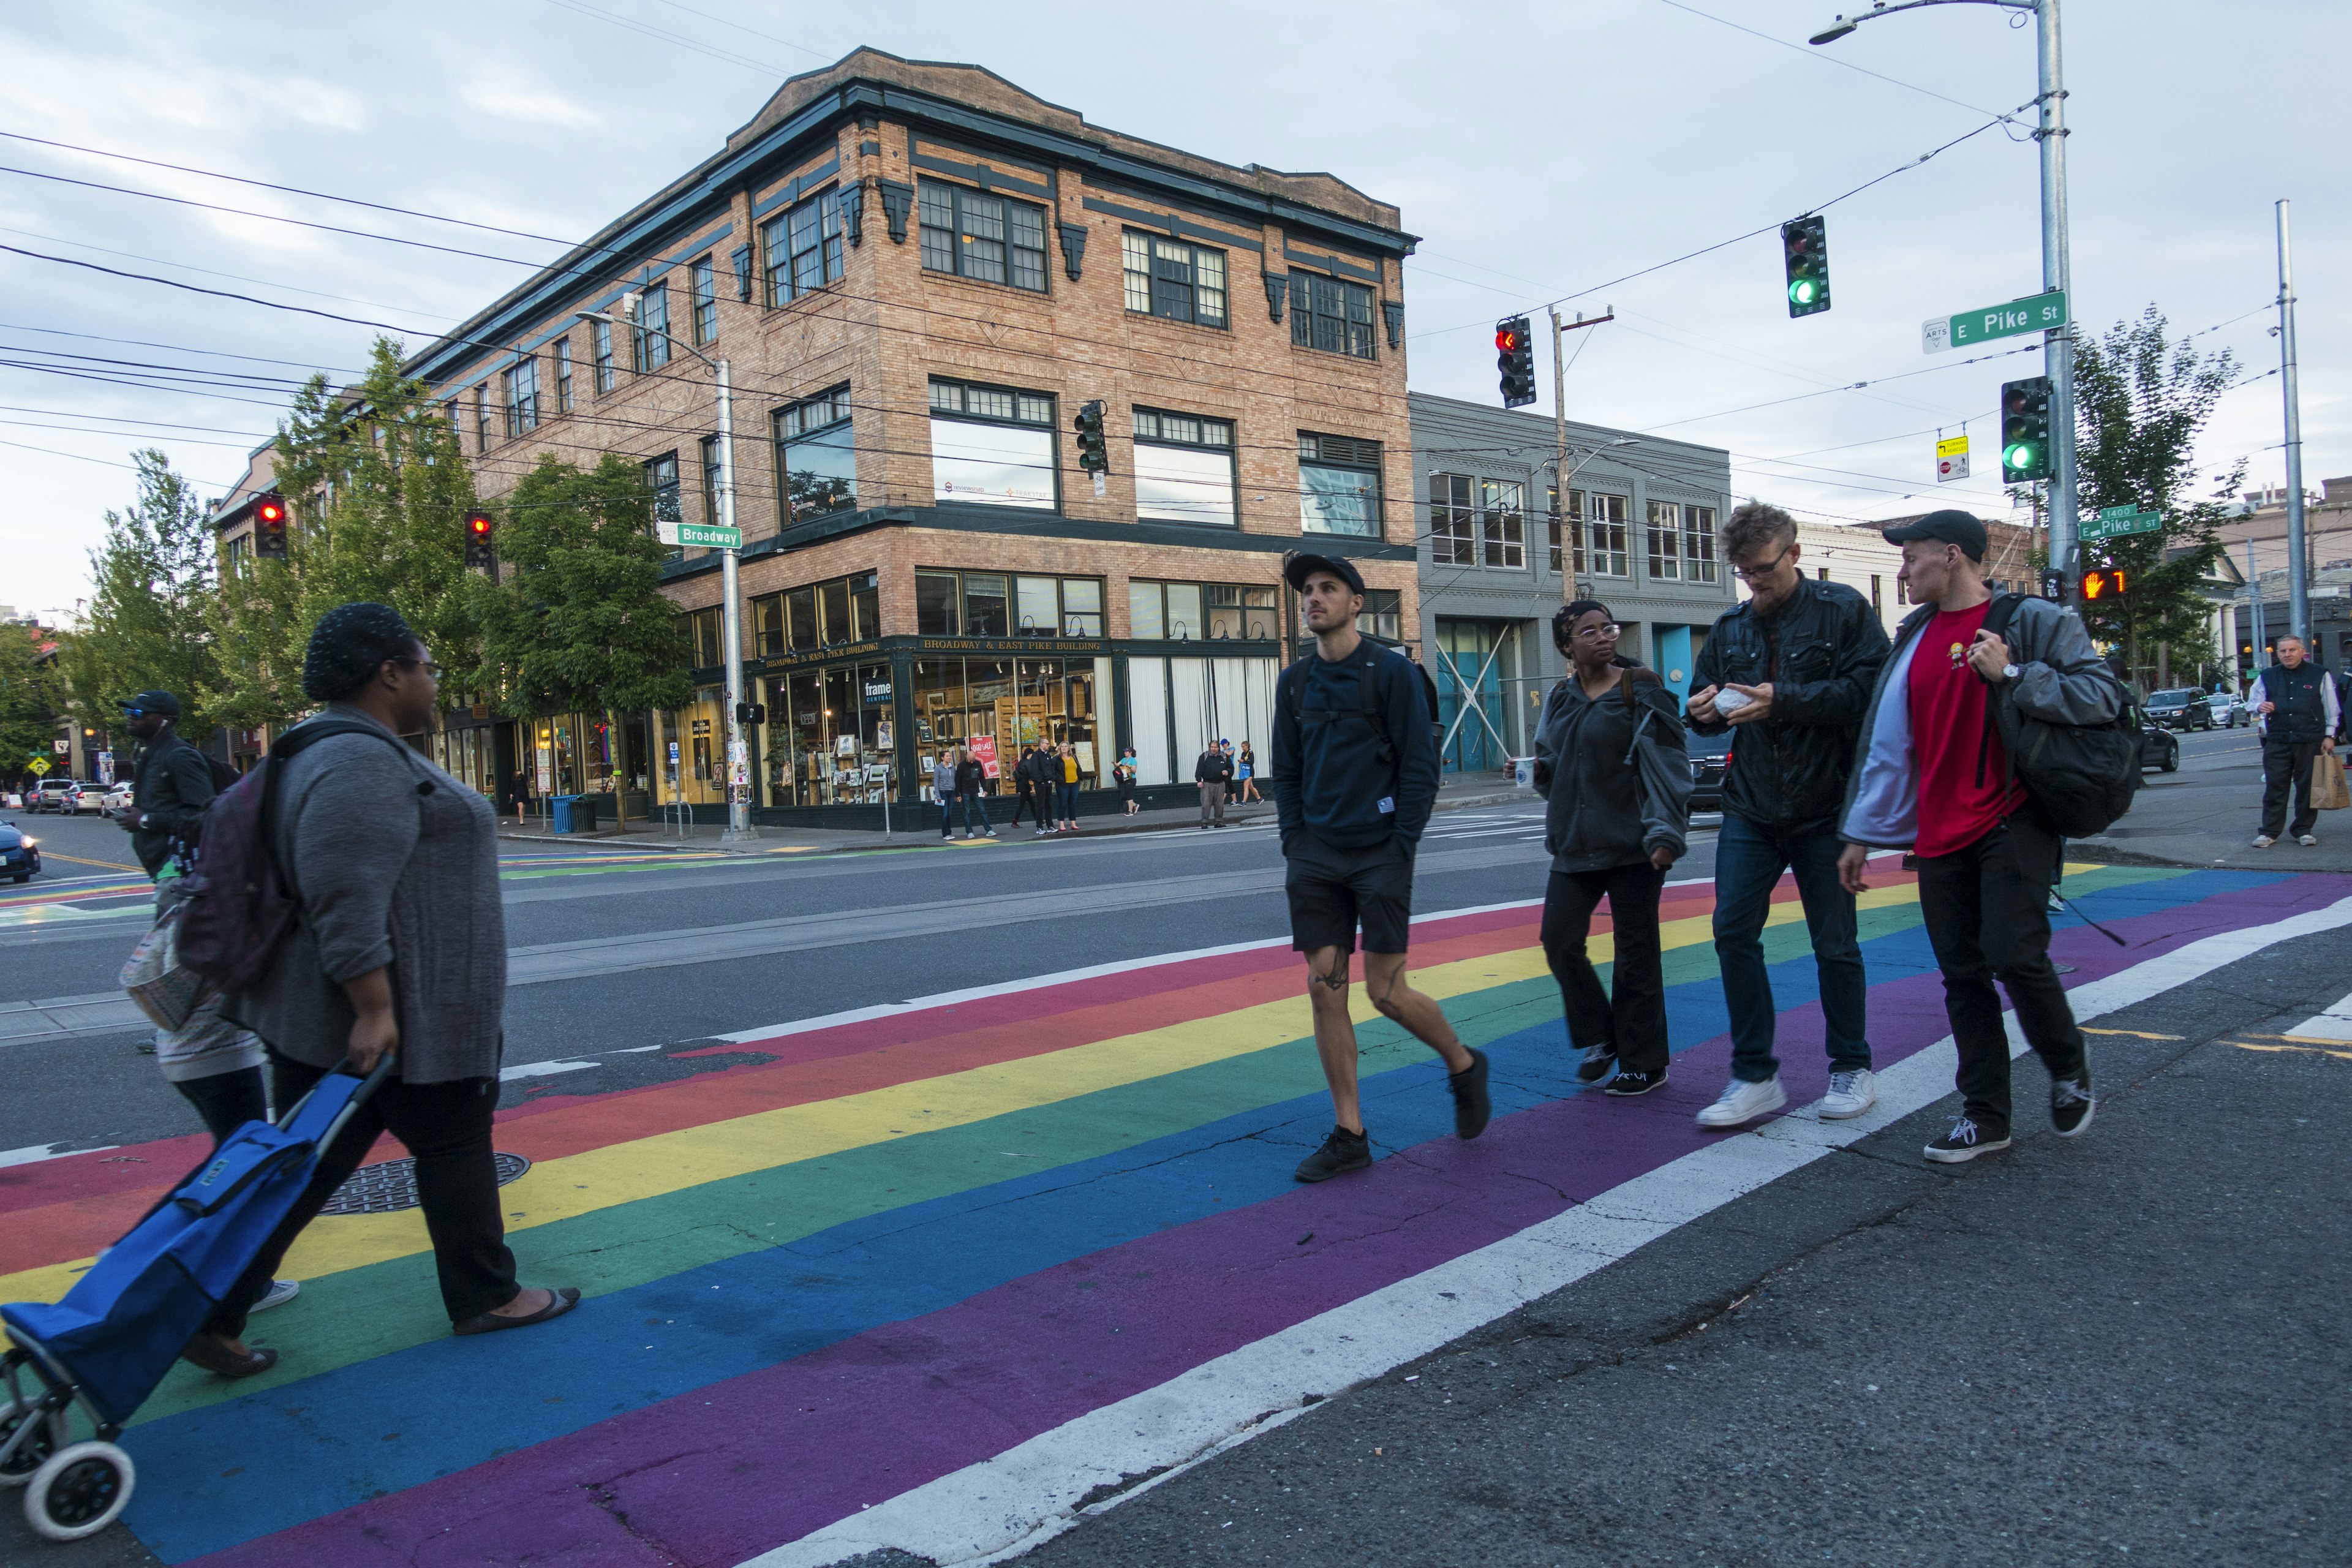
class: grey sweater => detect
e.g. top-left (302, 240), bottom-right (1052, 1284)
top-left (225, 704), bottom-right (506, 1083)
top-left (1532, 668), bottom-right (1692, 873)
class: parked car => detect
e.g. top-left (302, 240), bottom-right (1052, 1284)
top-left (77, 783), bottom-right (115, 813)
top-left (2207, 692), bottom-right (2247, 728)
top-left (2138, 720), bottom-right (2180, 774)
top-left (1686, 730), bottom-right (1731, 815)
top-left (2144, 688), bottom-right (2211, 732)
top-left (30, 778), bottom-right (83, 813)
top-left (0, 821), bottom-right (39, 883)
top-left (100, 782), bottom-right (135, 812)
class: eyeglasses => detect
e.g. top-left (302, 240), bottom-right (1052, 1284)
top-left (1733, 546), bottom-right (1795, 583)
top-left (396, 657), bottom-right (445, 679)
top-left (1570, 622), bottom-right (1621, 641)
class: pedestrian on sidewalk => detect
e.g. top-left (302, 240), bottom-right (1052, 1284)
top-left (1837, 512), bottom-right (2117, 1164)
top-left (955, 746), bottom-right (997, 839)
top-left (1016, 744), bottom-right (1052, 834)
top-left (183, 603), bottom-right (579, 1381)
top-left (2248, 634), bottom-right (2342, 848)
top-left (1055, 742), bottom-right (1081, 831)
top-left (1221, 740), bottom-right (1241, 807)
top-left (932, 751), bottom-right (958, 840)
top-left (1115, 745), bottom-right (1140, 815)
top-left (1686, 503), bottom-right (1890, 1129)
top-left (1272, 552), bottom-right (1489, 1182)
top-left (1533, 601), bottom-right (1692, 1099)
top-left (1237, 741), bottom-right (1261, 804)
top-left (115, 691), bottom-right (300, 1316)
top-left (1194, 740), bottom-right (1232, 828)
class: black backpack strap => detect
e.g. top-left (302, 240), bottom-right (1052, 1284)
top-left (257, 720), bottom-right (413, 902)
top-left (1972, 594), bottom-right (2023, 789)
top-left (1360, 649), bottom-right (1397, 767)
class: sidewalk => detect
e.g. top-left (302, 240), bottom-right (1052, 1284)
top-left (498, 775), bottom-right (1535, 858)
top-left (2066, 742), bottom-right (2352, 873)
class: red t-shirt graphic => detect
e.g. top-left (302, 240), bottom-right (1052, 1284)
top-left (1908, 600), bottom-right (2027, 857)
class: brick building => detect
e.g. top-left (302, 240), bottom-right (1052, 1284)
top-left (402, 48), bottom-right (1420, 822)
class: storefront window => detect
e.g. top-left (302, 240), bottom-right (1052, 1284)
top-left (964, 573), bottom-right (1009, 636)
top-left (851, 571), bottom-right (880, 639)
top-left (753, 594), bottom-right (785, 656)
top-left (917, 571), bottom-right (959, 634)
top-left (1166, 582), bottom-right (1204, 641)
top-left (786, 586), bottom-right (817, 651)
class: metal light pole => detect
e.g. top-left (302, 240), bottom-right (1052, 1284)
top-left (578, 307), bottom-right (756, 842)
top-left (2275, 198), bottom-right (2309, 643)
top-left (1814, 0), bottom-right (2077, 602)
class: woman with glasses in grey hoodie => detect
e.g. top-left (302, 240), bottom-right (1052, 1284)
top-left (1532, 600), bottom-right (1692, 1099)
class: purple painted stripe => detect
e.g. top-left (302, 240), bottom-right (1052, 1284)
top-left (190, 873), bottom-right (2343, 1568)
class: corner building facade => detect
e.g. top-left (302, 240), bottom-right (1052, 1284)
top-left (409, 48), bottom-right (1420, 823)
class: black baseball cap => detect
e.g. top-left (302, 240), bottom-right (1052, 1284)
top-left (118, 690), bottom-right (181, 718)
top-left (1283, 551), bottom-right (1365, 595)
top-left (1880, 509), bottom-right (1986, 562)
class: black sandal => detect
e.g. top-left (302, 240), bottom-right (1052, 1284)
top-left (453, 1286), bottom-right (581, 1337)
top-left (181, 1333), bottom-right (279, 1379)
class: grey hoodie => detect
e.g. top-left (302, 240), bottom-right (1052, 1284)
top-left (1533, 666), bottom-right (1692, 873)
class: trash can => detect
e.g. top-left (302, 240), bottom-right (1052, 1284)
top-left (548, 794), bottom-right (581, 833)
top-left (571, 794), bottom-right (603, 832)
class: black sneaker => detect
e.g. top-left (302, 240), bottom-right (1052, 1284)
top-left (2051, 1073), bottom-right (2095, 1137)
top-left (1923, 1115), bottom-right (2011, 1164)
top-left (1575, 1043), bottom-right (1618, 1084)
top-left (1604, 1068), bottom-right (1667, 1097)
top-left (1294, 1125), bottom-right (1373, 1183)
top-left (1449, 1048), bottom-right (1492, 1140)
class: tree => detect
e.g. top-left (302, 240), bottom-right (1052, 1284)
top-left (2070, 306), bottom-right (2241, 682)
top-left (0, 622), bottom-right (60, 787)
top-left (472, 451), bottom-right (689, 742)
top-left (212, 336), bottom-right (479, 729)
top-left (66, 450), bottom-right (223, 741)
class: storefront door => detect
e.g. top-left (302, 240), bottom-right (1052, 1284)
top-left (1434, 619), bottom-right (1517, 774)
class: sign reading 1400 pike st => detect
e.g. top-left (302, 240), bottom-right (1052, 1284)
top-left (1921, 289), bottom-right (2068, 355)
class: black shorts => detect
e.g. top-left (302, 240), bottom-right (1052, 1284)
top-left (1285, 832), bottom-right (1415, 956)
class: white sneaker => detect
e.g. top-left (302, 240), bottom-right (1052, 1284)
top-left (1818, 1068), bottom-right (1877, 1120)
top-left (1695, 1076), bottom-right (1785, 1129)
top-left (2299, 834), bottom-right (2318, 846)
top-left (250, 1279), bottom-right (300, 1313)
top-left (2252, 835), bottom-right (2275, 848)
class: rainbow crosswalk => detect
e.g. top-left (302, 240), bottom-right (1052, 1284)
top-left (2, 861), bottom-right (2344, 1566)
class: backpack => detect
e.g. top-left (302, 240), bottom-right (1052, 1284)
top-left (1278, 646), bottom-right (1439, 769)
top-left (1973, 594), bottom-right (2143, 839)
top-left (176, 720), bottom-right (410, 995)
top-left (205, 753), bottom-right (240, 794)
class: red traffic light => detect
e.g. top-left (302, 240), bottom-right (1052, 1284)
top-left (467, 511), bottom-right (492, 537)
top-left (1494, 325), bottom-right (1523, 354)
top-left (2079, 568), bottom-right (2128, 601)
top-left (254, 496), bottom-right (285, 526)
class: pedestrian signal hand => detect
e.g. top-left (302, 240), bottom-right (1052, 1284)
top-left (2079, 568), bottom-right (2127, 601)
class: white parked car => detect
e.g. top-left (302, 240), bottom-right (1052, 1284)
top-left (102, 783), bottom-right (135, 812)
top-left (77, 785), bottom-right (115, 814)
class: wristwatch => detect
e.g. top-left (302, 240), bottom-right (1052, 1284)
top-left (2000, 662), bottom-right (2022, 682)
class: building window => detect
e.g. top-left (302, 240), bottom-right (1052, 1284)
top-left (748, 571), bottom-right (878, 655)
top-left (699, 434), bottom-right (722, 526)
top-left (502, 357), bottom-right (538, 437)
top-left (1480, 478), bottom-right (1525, 569)
top-left (1130, 579), bottom-right (1277, 641)
top-left (633, 281), bottom-right (671, 373)
top-left (1682, 504), bottom-right (1720, 584)
top-left (690, 255), bottom-right (717, 344)
top-left (1298, 431), bottom-right (1383, 537)
top-left (645, 451), bottom-right (680, 552)
top-left (1579, 491), bottom-right (1630, 578)
top-left (1897, 576), bottom-right (1910, 606)
top-left (774, 383), bottom-right (855, 524)
top-left (1646, 501), bottom-right (1717, 584)
top-left (918, 180), bottom-right (1048, 293)
top-left (554, 338), bottom-right (573, 413)
top-left (1121, 233), bottom-right (1227, 328)
top-left (1430, 472), bottom-right (1475, 566)
top-left (917, 568), bottom-right (1100, 638)
top-left (474, 385), bottom-right (490, 452)
top-left (1357, 587), bottom-right (1403, 644)
top-left (930, 377), bottom-right (1056, 510)
top-left (763, 188), bottom-right (845, 305)
top-left (1131, 407), bottom-right (1237, 526)
top-left (1871, 574), bottom-right (1883, 613)
top-left (677, 606), bottom-right (725, 669)
top-left (1646, 500), bottom-right (1683, 581)
top-left (1289, 272), bottom-right (1376, 360)
top-left (592, 318), bottom-right (614, 394)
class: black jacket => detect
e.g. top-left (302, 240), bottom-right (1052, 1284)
top-left (1270, 643), bottom-right (1440, 849)
top-left (2252, 661), bottom-right (2341, 744)
top-left (1194, 749), bottom-right (1232, 785)
top-left (954, 758), bottom-right (986, 795)
top-left (1690, 579), bottom-right (1890, 833)
top-left (129, 730), bottom-right (217, 877)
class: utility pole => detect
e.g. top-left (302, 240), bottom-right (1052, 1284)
top-left (1548, 306), bottom-right (1613, 598)
top-left (2277, 198), bottom-right (2309, 643)
top-left (2248, 537), bottom-right (2266, 674)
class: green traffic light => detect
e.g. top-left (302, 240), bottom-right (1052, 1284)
top-left (1788, 279), bottom-right (1817, 306)
top-left (2005, 443), bottom-right (2037, 469)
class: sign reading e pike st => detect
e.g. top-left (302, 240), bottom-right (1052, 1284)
top-left (2081, 503), bottom-right (2162, 542)
top-left (1921, 289), bottom-right (2068, 355)
top-left (656, 519), bottom-right (743, 549)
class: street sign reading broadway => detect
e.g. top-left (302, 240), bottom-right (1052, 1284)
top-left (2081, 503), bottom-right (2162, 542)
top-left (1921, 288), bottom-right (2067, 354)
top-left (657, 519), bottom-right (742, 549)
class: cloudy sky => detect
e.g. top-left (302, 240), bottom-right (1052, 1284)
top-left (1, 0), bottom-right (2339, 617)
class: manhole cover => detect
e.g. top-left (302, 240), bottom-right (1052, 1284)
top-left (320, 1152), bottom-right (531, 1215)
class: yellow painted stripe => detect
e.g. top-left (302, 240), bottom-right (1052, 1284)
top-left (1, 882), bottom-right (1924, 1305)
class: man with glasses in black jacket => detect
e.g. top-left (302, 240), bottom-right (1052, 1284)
top-left (1687, 504), bottom-right (1891, 1131)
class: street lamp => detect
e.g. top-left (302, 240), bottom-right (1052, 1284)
top-left (578, 303), bottom-right (756, 842)
top-left (1811, 0), bottom-right (2079, 605)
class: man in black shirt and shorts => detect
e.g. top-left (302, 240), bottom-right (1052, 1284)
top-left (1273, 553), bottom-right (1491, 1182)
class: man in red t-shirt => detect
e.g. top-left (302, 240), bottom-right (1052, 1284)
top-left (1837, 511), bottom-right (2122, 1163)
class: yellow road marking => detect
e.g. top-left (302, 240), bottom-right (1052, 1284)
top-left (2081, 1027), bottom-right (2184, 1041)
top-left (2227, 1039), bottom-right (2352, 1061)
top-left (31, 853), bottom-right (145, 872)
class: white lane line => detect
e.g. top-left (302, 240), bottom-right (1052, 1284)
top-left (496, 1059), bottom-right (600, 1081)
top-left (0, 1142), bottom-right (116, 1170)
top-left (2287, 987), bottom-right (2352, 1042)
top-left (747, 891), bottom-right (2352, 1568)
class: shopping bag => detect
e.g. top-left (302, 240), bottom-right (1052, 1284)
top-left (2313, 753), bottom-right (2351, 812)
top-left (121, 903), bottom-right (203, 1031)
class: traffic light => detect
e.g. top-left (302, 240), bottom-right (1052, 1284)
top-left (1072, 401), bottom-right (1109, 473)
top-left (734, 700), bottom-right (767, 726)
top-left (2079, 567), bottom-right (2128, 603)
top-left (2000, 377), bottom-right (2054, 482)
top-left (1496, 316), bottom-right (1537, 407)
top-left (252, 492), bottom-right (288, 559)
top-left (1781, 216), bottom-right (1830, 317)
top-left (463, 510), bottom-right (496, 571)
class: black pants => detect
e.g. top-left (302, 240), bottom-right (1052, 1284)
top-left (2260, 737), bottom-right (2324, 839)
top-left (1541, 862), bottom-right (1670, 1076)
top-left (1912, 813), bottom-right (2087, 1137)
top-left (173, 1066), bottom-right (268, 1147)
top-left (1011, 786), bottom-right (1040, 826)
top-left (203, 1050), bottom-right (520, 1338)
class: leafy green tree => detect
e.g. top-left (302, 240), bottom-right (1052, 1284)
top-left (473, 453), bottom-right (690, 723)
top-left (2071, 306), bottom-right (2242, 682)
top-left (66, 450), bottom-right (223, 740)
top-left (0, 622), bottom-right (61, 785)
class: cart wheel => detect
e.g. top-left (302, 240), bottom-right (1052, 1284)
top-left (23, 1442), bottom-right (134, 1541)
top-left (0, 1398), bottom-right (61, 1488)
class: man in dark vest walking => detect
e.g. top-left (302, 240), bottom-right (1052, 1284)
top-left (2250, 634), bottom-right (2342, 848)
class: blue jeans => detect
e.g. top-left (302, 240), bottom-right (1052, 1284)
top-left (1057, 782), bottom-right (1078, 820)
top-left (1712, 812), bottom-right (1871, 1082)
top-left (959, 791), bottom-right (992, 834)
top-left (940, 796), bottom-right (956, 835)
